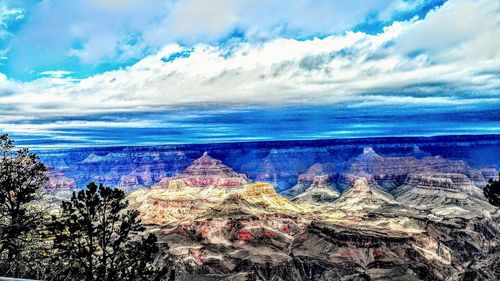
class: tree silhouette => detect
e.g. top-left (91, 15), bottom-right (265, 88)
top-left (484, 173), bottom-right (500, 207)
top-left (0, 134), bottom-right (48, 277)
top-left (49, 182), bottom-right (164, 281)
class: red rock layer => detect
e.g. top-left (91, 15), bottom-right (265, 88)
top-left (156, 152), bottom-right (250, 189)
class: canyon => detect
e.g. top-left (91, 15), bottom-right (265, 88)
top-left (38, 135), bottom-right (500, 192)
top-left (37, 135), bottom-right (499, 280)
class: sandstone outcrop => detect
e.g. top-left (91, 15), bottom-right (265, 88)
top-left (34, 136), bottom-right (500, 280)
top-left (394, 173), bottom-right (495, 218)
top-left (156, 152), bottom-right (250, 189)
top-left (347, 147), bottom-right (489, 192)
top-left (292, 175), bottom-right (341, 204)
top-left (282, 163), bottom-right (338, 201)
top-left (128, 153), bottom-right (298, 225)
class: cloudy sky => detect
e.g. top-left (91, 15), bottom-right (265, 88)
top-left (0, 0), bottom-right (499, 148)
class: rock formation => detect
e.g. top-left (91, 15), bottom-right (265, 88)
top-left (240, 149), bottom-right (309, 192)
top-left (34, 136), bottom-right (500, 280)
top-left (157, 172), bottom-right (499, 280)
top-left (156, 152), bottom-right (250, 189)
top-left (394, 173), bottom-right (495, 218)
top-left (347, 147), bottom-right (489, 192)
top-left (292, 175), bottom-right (340, 204)
top-left (135, 153), bottom-right (499, 280)
top-left (282, 163), bottom-right (338, 198)
top-left (36, 135), bottom-right (499, 192)
top-left (127, 153), bottom-right (298, 225)
top-left (411, 144), bottom-right (432, 158)
top-left (45, 168), bottom-right (76, 190)
top-left (331, 178), bottom-right (399, 212)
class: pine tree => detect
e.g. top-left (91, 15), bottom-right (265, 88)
top-left (484, 173), bottom-right (500, 207)
top-left (0, 134), bottom-right (48, 277)
top-left (49, 182), bottom-right (164, 281)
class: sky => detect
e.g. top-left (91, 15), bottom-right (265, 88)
top-left (0, 0), bottom-right (499, 149)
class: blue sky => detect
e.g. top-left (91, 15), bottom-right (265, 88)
top-left (0, 0), bottom-right (499, 148)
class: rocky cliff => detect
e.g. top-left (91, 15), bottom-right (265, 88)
top-left (126, 153), bottom-right (500, 281)
top-left (37, 135), bottom-right (500, 193)
top-left (35, 135), bottom-right (500, 280)
top-left (346, 147), bottom-right (492, 192)
top-left (291, 175), bottom-right (341, 204)
top-left (394, 173), bottom-right (495, 219)
top-left (282, 163), bottom-right (339, 203)
top-left (127, 153), bottom-right (297, 225)
top-left (156, 152), bottom-right (250, 189)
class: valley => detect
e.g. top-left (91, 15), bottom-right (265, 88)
top-left (39, 135), bottom-right (500, 280)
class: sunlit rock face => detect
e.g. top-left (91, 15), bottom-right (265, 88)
top-left (128, 182), bottom-right (299, 225)
top-left (154, 174), bottom-right (499, 280)
top-left (127, 153), bottom-right (300, 225)
top-left (156, 152), bottom-right (250, 189)
top-left (394, 173), bottom-right (495, 219)
top-left (166, 210), bottom-right (308, 278)
top-left (398, 173), bottom-right (484, 199)
top-left (128, 152), bottom-right (247, 224)
top-left (36, 136), bottom-right (500, 280)
top-left (332, 178), bottom-right (398, 213)
top-left (357, 147), bottom-right (381, 160)
top-left (128, 186), bottom-right (218, 225)
top-left (159, 183), bottom-right (308, 278)
top-left (124, 151), bottom-right (500, 280)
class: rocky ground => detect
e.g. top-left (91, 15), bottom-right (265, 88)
top-left (121, 150), bottom-right (500, 281)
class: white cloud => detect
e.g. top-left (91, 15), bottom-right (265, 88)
top-left (89, 0), bottom-right (146, 10)
top-left (167, 0), bottom-right (238, 41)
top-left (0, 0), bottom-right (499, 124)
top-left (0, 2), bottom-right (23, 33)
top-left (0, 1), bottom-right (24, 58)
top-left (40, 70), bottom-right (73, 79)
top-left (146, 0), bottom-right (395, 43)
top-left (397, 0), bottom-right (500, 60)
top-left (6, 0), bottom-right (400, 70)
